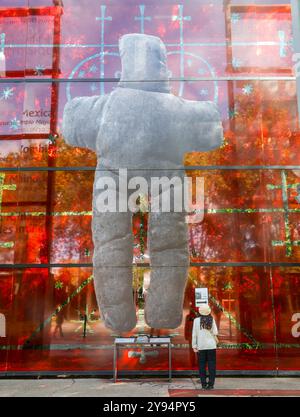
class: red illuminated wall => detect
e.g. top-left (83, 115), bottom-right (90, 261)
top-left (0, 0), bottom-right (300, 375)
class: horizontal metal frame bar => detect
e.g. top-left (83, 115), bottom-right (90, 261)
top-left (0, 77), bottom-right (296, 83)
top-left (3, 39), bottom-right (293, 48)
top-left (1, 370), bottom-right (300, 378)
top-left (1, 166), bottom-right (300, 172)
top-left (0, 262), bottom-right (300, 269)
top-left (1, 342), bottom-right (299, 351)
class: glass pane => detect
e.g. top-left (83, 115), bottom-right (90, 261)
top-left (25, 0), bottom-right (295, 79)
top-left (0, 271), bottom-right (14, 372)
top-left (1, 79), bottom-right (299, 167)
top-left (180, 266), bottom-right (277, 371)
top-left (2, 266), bottom-right (279, 372)
top-left (272, 267), bottom-right (300, 371)
top-left (1, 1), bottom-right (293, 80)
top-left (2, 168), bottom-right (300, 265)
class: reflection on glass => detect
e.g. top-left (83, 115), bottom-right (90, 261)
top-left (272, 267), bottom-right (300, 370)
top-left (0, 1), bottom-right (295, 79)
top-left (2, 266), bottom-right (294, 371)
top-left (0, 0), bottom-right (299, 373)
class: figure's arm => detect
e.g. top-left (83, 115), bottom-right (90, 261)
top-left (62, 95), bottom-right (108, 151)
top-left (176, 100), bottom-right (223, 154)
top-left (212, 318), bottom-right (218, 336)
top-left (192, 318), bottom-right (198, 349)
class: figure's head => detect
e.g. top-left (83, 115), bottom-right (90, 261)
top-left (198, 304), bottom-right (211, 316)
top-left (118, 33), bottom-right (170, 93)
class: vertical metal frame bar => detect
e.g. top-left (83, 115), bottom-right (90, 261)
top-left (291, 0), bottom-right (300, 125)
top-left (169, 342), bottom-right (172, 382)
top-left (113, 343), bottom-right (117, 382)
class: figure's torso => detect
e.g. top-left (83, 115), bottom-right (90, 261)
top-left (97, 87), bottom-right (185, 170)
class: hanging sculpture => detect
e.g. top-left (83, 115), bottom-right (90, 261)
top-left (62, 33), bottom-right (223, 331)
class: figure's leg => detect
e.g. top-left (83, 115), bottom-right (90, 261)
top-left (198, 350), bottom-right (207, 388)
top-left (144, 212), bottom-right (189, 328)
top-left (92, 212), bottom-right (136, 332)
top-left (207, 349), bottom-right (216, 388)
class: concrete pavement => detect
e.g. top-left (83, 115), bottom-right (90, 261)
top-left (0, 377), bottom-right (299, 397)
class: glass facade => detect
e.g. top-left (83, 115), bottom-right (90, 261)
top-left (0, 0), bottom-right (300, 374)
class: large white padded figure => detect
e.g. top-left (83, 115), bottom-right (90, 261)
top-left (62, 34), bottom-right (223, 332)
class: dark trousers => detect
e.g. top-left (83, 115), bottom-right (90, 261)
top-left (197, 349), bottom-right (216, 387)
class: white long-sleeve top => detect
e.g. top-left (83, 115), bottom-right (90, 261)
top-left (192, 317), bottom-right (218, 351)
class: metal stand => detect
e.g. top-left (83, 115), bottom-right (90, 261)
top-left (113, 337), bottom-right (172, 382)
